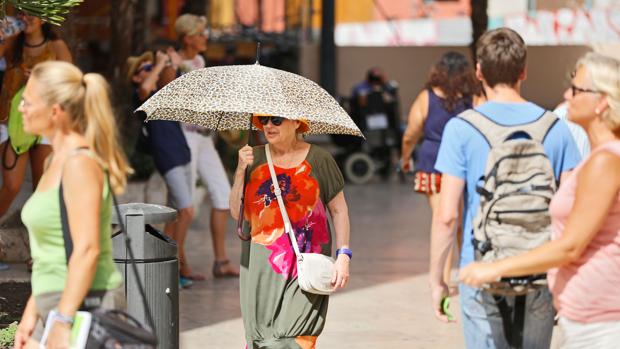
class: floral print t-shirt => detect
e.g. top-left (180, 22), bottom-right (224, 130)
top-left (240, 144), bottom-right (344, 349)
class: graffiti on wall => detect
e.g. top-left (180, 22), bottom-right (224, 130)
top-left (336, 6), bottom-right (620, 46)
top-left (335, 17), bottom-right (471, 46)
top-left (496, 7), bottom-right (620, 44)
top-left (335, 0), bottom-right (472, 46)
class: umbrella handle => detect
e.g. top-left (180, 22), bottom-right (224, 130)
top-left (236, 197), bottom-right (251, 241)
top-left (237, 116), bottom-right (254, 241)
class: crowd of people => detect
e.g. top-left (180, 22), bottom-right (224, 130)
top-left (0, 7), bottom-right (619, 349)
top-left (419, 28), bottom-right (620, 349)
top-left (0, 11), bottom-right (349, 349)
top-left (129, 13), bottom-right (239, 290)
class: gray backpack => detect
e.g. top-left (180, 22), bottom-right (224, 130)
top-left (460, 110), bottom-right (559, 295)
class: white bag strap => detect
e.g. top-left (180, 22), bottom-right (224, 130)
top-left (265, 144), bottom-right (303, 260)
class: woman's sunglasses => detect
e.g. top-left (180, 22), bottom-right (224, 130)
top-left (136, 63), bottom-right (153, 75)
top-left (258, 116), bottom-right (284, 126)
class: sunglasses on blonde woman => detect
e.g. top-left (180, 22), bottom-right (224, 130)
top-left (258, 116), bottom-right (284, 126)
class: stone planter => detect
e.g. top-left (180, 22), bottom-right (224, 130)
top-left (0, 170), bottom-right (33, 263)
top-left (0, 215), bottom-right (30, 263)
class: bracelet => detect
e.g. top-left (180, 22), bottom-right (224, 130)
top-left (336, 248), bottom-right (352, 260)
top-left (51, 311), bottom-right (74, 326)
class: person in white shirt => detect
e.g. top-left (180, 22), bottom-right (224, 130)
top-left (174, 13), bottom-right (239, 279)
top-left (554, 102), bottom-right (590, 158)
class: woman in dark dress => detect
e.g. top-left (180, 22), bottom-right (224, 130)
top-left (400, 52), bottom-right (482, 282)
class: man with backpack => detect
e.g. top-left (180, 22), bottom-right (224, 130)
top-left (428, 27), bottom-right (581, 348)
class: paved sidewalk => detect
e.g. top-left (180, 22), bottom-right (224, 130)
top-left (177, 179), bottom-right (564, 348)
top-left (0, 177), bottom-right (563, 348)
top-left (180, 273), bottom-right (464, 348)
top-left (178, 180), bottom-right (460, 348)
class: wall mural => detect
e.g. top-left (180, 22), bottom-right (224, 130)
top-left (334, 0), bottom-right (620, 46)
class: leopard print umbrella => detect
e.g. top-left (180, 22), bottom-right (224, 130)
top-left (136, 63), bottom-right (364, 137)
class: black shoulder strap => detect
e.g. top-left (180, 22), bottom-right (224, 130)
top-left (494, 294), bottom-right (526, 348)
top-left (59, 181), bottom-right (73, 262)
top-left (58, 148), bottom-right (157, 335)
top-left (59, 147), bottom-right (92, 261)
top-left (1, 137), bottom-right (18, 170)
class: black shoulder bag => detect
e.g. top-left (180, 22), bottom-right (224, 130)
top-left (59, 173), bottom-right (158, 348)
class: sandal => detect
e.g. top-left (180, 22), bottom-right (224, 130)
top-left (180, 272), bottom-right (207, 281)
top-left (179, 276), bottom-right (194, 289)
top-left (179, 258), bottom-right (207, 281)
top-left (212, 260), bottom-right (239, 278)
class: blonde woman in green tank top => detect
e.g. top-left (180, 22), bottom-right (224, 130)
top-left (12, 61), bottom-right (132, 349)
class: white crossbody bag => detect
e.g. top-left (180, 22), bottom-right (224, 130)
top-left (265, 144), bottom-right (335, 295)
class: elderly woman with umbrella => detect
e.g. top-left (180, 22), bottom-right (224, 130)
top-left (231, 113), bottom-right (352, 348)
top-left (137, 61), bottom-right (359, 348)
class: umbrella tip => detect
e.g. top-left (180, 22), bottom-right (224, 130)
top-left (255, 42), bottom-right (261, 65)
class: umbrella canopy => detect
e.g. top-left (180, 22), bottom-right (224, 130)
top-left (136, 63), bottom-right (363, 138)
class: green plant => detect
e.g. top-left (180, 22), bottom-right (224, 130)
top-left (0, 322), bottom-right (17, 349)
top-left (0, 0), bottom-right (83, 26)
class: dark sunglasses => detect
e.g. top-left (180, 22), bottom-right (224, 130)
top-left (258, 116), bottom-right (284, 126)
top-left (571, 84), bottom-right (599, 97)
top-left (15, 10), bottom-right (30, 17)
top-left (136, 63), bottom-right (153, 75)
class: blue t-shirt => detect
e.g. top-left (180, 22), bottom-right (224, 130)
top-left (435, 101), bottom-right (581, 268)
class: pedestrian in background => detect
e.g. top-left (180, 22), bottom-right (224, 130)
top-left (430, 28), bottom-right (580, 348)
top-left (231, 114), bottom-right (351, 348)
top-left (0, 11), bottom-right (71, 219)
top-left (350, 67), bottom-right (400, 179)
top-left (461, 52), bottom-right (620, 349)
top-left (554, 102), bottom-right (590, 158)
top-left (400, 51), bottom-right (481, 283)
top-left (13, 61), bottom-right (130, 349)
top-left (174, 13), bottom-right (239, 279)
top-left (128, 49), bottom-right (198, 288)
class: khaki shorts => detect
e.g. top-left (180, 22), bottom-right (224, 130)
top-left (32, 287), bottom-right (125, 340)
top-left (163, 163), bottom-right (193, 210)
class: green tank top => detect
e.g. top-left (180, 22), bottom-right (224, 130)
top-left (21, 150), bottom-right (122, 296)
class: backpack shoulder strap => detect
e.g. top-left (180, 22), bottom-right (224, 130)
top-left (459, 109), bottom-right (559, 147)
top-left (516, 110), bottom-right (559, 143)
top-left (458, 109), bottom-right (505, 147)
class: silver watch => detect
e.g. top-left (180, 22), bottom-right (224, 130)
top-left (51, 310), bottom-right (74, 325)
